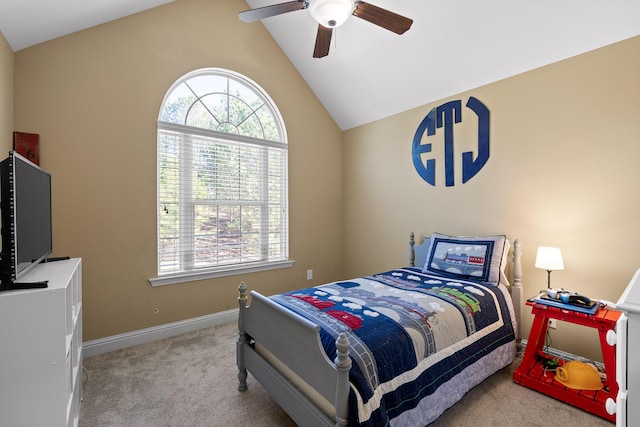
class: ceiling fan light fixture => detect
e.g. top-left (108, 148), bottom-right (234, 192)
top-left (309, 0), bottom-right (355, 28)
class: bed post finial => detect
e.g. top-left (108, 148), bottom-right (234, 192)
top-left (511, 239), bottom-right (523, 342)
top-left (334, 333), bottom-right (351, 426)
top-left (409, 232), bottom-right (416, 267)
top-left (238, 282), bottom-right (248, 303)
top-left (512, 239), bottom-right (522, 288)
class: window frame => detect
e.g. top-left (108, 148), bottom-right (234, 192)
top-left (149, 68), bottom-right (293, 287)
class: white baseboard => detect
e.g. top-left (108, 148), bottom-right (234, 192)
top-left (83, 309), bottom-right (239, 358)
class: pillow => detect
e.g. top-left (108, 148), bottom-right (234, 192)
top-left (422, 233), bottom-right (507, 285)
top-left (499, 239), bottom-right (511, 286)
top-left (413, 237), bottom-right (431, 268)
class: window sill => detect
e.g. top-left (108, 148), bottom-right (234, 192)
top-left (148, 260), bottom-right (295, 287)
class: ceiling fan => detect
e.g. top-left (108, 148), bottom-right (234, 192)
top-left (239, 0), bottom-right (413, 58)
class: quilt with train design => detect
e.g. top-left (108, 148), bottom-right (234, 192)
top-left (271, 267), bottom-right (517, 426)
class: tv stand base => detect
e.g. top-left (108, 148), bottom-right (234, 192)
top-left (0, 280), bottom-right (49, 291)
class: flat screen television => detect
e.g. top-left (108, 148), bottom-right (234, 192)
top-left (0, 151), bottom-right (52, 290)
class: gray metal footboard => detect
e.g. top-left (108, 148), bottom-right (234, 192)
top-left (237, 283), bottom-right (351, 427)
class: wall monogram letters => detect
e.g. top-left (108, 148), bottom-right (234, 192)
top-left (412, 97), bottom-right (490, 187)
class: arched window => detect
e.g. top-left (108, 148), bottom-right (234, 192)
top-left (152, 68), bottom-right (290, 286)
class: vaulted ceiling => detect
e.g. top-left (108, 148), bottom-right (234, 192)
top-left (1, 0), bottom-right (639, 130)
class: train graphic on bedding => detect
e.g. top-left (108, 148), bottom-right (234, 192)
top-left (442, 252), bottom-right (485, 266)
top-left (431, 286), bottom-right (481, 314)
top-left (428, 251), bottom-right (487, 279)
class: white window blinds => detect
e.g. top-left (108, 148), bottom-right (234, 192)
top-left (156, 69), bottom-right (288, 279)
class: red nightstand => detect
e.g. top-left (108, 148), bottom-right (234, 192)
top-left (513, 298), bottom-right (620, 422)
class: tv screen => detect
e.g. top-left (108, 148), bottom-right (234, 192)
top-left (0, 151), bottom-right (52, 285)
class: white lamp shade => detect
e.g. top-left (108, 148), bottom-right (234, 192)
top-left (535, 247), bottom-right (564, 271)
top-left (309, 0), bottom-right (355, 28)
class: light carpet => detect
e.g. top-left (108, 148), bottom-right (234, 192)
top-left (79, 322), bottom-right (612, 426)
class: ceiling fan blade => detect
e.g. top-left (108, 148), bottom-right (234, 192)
top-left (313, 25), bottom-right (333, 58)
top-left (239, 1), bottom-right (307, 23)
top-left (353, 1), bottom-right (413, 34)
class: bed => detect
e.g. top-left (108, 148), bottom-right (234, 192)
top-left (237, 232), bottom-right (523, 426)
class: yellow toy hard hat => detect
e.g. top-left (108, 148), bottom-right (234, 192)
top-left (555, 361), bottom-right (602, 390)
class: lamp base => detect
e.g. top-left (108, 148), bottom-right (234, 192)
top-left (547, 270), bottom-right (552, 289)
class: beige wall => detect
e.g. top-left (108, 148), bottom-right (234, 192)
top-left (10, 0), bottom-right (639, 360)
top-left (13, 0), bottom-right (344, 341)
top-left (0, 32), bottom-right (13, 152)
top-left (343, 35), bottom-right (640, 360)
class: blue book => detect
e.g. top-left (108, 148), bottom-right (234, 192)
top-left (532, 293), bottom-right (600, 315)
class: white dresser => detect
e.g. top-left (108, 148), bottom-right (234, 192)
top-left (608, 268), bottom-right (640, 426)
top-left (0, 258), bottom-right (83, 427)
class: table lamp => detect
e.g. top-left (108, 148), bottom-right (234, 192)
top-left (535, 246), bottom-right (564, 289)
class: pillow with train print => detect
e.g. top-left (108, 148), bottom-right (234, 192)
top-left (423, 233), bottom-right (507, 285)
